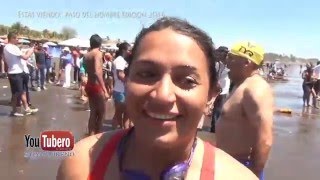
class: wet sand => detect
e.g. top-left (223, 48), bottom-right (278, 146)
top-left (0, 65), bottom-right (319, 180)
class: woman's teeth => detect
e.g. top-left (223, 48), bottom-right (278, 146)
top-left (146, 111), bottom-right (178, 120)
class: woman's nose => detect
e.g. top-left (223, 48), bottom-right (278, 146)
top-left (150, 75), bottom-right (176, 105)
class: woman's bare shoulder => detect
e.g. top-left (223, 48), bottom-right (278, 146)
top-left (56, 130), bottom-right (120, 180)
top-left (215, 148), bottom-right (258, 180)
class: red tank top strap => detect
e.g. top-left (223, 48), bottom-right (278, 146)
top-left (88, 130), bottom-right (128, 180)
top-left (200, 142), bottom-right (215, 180)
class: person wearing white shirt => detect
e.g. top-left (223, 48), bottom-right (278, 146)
top-left (112, 42), bottom-right (132, 129)
top-left (3, 32), bottom-right (37, 116)
top-left (210, 46), bottom-right (230, 133)
top-left (61, 47), bottom-right (73, 88)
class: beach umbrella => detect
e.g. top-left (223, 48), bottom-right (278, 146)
top-left (44, 41), bottom-right (57, 46)
top-left (58, 38), bottom-right (90, 48)
top-left (18, 39), bottom-right (30, 44)
top-left (105, 44), bottom-right (118, 50)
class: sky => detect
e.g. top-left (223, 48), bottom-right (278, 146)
top-left (1, 0), bottom-right (319, 58)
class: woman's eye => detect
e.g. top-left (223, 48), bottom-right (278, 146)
top-left (185, 77), bottom-right (197, 84)
top-left (179, 76), bottom-right (198, 89)
top-left (136, 71), bottom-right (155, 78)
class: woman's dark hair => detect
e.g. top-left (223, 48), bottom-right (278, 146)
top-left (130, 17), bottom-right (218, 88)
top-left (115, 42), bottom-right (131, 58)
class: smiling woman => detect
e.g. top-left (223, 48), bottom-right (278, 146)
top-left (57, 17), bottom-right (258, 180)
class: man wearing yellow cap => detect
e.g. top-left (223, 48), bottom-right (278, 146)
top-left (216, 42), bottom-right (274, 179)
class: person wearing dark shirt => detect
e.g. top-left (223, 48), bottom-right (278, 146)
top-left (43, 44), bottom-right (53, 83)
top-left (34, 43), bottom-right (47, 90)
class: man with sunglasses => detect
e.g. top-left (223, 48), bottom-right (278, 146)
top-left (216, 42), bottom-right (274, 180)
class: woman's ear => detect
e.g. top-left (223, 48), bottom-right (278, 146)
top-left (204, 86), bottom-right (220, 114)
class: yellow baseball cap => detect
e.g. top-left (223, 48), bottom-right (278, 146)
top-left (230, 41), bottom-right (265, 65)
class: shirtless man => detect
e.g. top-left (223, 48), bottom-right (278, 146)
top-left (216, 42), bottom-right (274, 179)
top-left (84, 34), bottom-right (110, 135)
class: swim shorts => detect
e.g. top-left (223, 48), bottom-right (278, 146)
top-left (85, 83), bottom-right (103, 97)
top-left (113, 91), bottom-right (125, 103)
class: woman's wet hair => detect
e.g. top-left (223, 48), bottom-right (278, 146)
top-left (115, 42), bottom-right (131, 58)
top-left (130, 17), bottom-right (218, 88)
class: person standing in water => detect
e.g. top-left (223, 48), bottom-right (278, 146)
top-left (216, 42), bottom-right (274, 179)
top-left (84, 34), bottom-right (110, 135)
top-left (302, 64), bottom-right (314, 107)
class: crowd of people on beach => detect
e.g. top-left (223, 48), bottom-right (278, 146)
top-left (2, 16), bottom-right (311, 180)
top-left (265, 60), bottom-right (288, 80)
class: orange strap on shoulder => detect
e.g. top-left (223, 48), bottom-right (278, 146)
top-left (200, 142), bottom-right (215, 180)
top-left (88, 130), bottom-right (128, 180)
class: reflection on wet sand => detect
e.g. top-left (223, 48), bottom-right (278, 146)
top-left (0, 65), bottom-right (319, 180)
